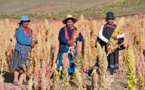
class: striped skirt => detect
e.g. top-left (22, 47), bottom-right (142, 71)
top-left (10, 50), bottom-right (20, 70)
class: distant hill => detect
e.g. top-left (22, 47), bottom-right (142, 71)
top-left (0, 0), bottom-right (144, 19)
top-left (0, 0), bottom-right (112, 14)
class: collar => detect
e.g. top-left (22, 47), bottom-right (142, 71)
top-left (67, 26), bottom-right (74, 29)
top-left (71, 27), bottom-right (74, 29)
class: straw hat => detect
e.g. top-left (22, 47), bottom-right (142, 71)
top-left (63, 14), bottom-right (77, 24)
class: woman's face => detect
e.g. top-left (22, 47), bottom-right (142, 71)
top-left (66, 19), bottom-right (74, 28)
top-left (22, 21), bottom-right (29, 28)
top-left (108, 19), bottom-right (114, 25)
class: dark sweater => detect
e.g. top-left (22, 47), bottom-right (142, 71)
top-left (58, 27), bottom-right (83, 53)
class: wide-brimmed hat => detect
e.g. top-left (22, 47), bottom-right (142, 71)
top-left (105, 12), bottom-right (115, 19)
top-left (63, 14), bottom-right (77, 24)
top-left (18, 15), bottom-right (30, 24)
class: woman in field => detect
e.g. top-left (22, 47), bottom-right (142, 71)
top-left (10, 15), bottom-right (37, 85)
top-left (57, 15), bottom-right (83, 77)
top-left (98, 12), bottom-right (125, 76)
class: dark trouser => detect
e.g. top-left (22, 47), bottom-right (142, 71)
top-left (96, 41), bottom-right (119, 74)
top-left (105, 46), bottom-right (119, 74)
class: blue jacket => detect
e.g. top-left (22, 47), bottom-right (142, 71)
top-left (58, 27), bottom-right (83, 53)
top-left (15, 27), bottom-right (32, 51)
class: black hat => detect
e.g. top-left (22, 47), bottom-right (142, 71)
top-left (105, 12), bottom-right (115, 19)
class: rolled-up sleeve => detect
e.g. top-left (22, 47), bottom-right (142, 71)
top-left (117, 33), bottom-right (125, 39)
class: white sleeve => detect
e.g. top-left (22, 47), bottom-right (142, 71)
top-left (98, 25), bottom-right (109, 43)
top-left (117, 33), bottom-right (125, 39)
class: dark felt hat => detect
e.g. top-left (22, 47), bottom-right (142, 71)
top-left (105, 12), bottom-right (115, 19)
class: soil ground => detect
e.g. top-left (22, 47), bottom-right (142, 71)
top-left (3, 70), bottom-right (127, 90)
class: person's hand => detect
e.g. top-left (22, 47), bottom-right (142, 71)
top-left (72, 38), bottom-right (77, 42)
top-left (33, 40), bottom-right (38, 45)
top-left (113, 35), bottom-right (117, 40)
top-left (107, 41), bottom-right (110, 45)
top-left (67, 39), bottom-right (77, 46)
top-left (68, 40), bottom-right (74, 46)
top-left (69, 43), bottom-right (74, 46)
top-left (31, 44), bottom-right (34, 48)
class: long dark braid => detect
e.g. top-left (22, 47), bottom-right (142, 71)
top-left (19, 21), bottom-right (23, 27)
